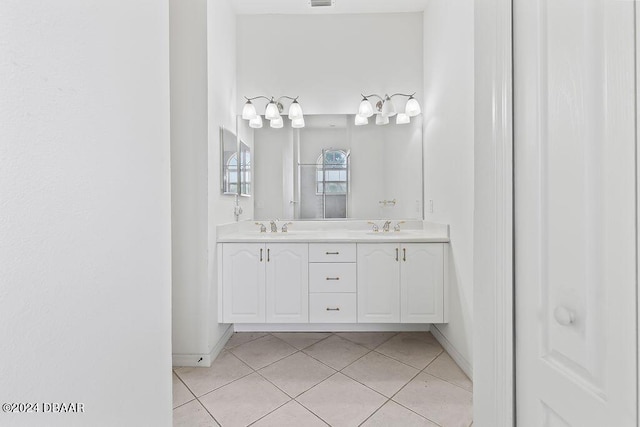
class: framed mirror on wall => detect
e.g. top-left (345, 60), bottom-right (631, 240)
top-left (220, 125), bottom-right (252, 197)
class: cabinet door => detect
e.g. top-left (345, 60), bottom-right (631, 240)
top-left (357, 243), bottom-right (400, 323)
top-left (265, 243), bottom-right (309, 323)
top-left (400, 243), bottom-right (444, 323)
top-left (222, 243), bottom-right (265, 323)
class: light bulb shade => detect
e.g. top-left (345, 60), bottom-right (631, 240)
top-left (249, 115), bottom-right (263, 129)
top-left (354, 114), bottom-right (368, 126)
top-left (292, 117), bottom-right (305, 128)
top-left (288, 100), bottom-right (303, 120)
top-left (265, 101), bottom-right (280, 120)
top-left (358, 99), bottom-right (374, 118)
top-left (270, 116), bottom-right (284, 128)
top-left (405, 97), bottom-right (421, 117)
top-left (375, 114), bottom-right (389, 125)
top-left (242, 100), bottom-right (257, 120)
top-left (396, 113), bottom-right (410, 124)
top-left (381, 97), bottom-right (396, 117)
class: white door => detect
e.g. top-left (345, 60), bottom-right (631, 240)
top-left (265, 243), bottom-right (309, 323)
top-left (222, 243), bottom-right (266, 323)
top-left (514, 0), bottom-right (637, 425)
top-left (357, 243), bottom-right (400, 323)
top-left (400, 243), bottom-right (444, 323)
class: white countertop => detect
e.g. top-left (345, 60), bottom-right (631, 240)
top-left (217, 220), bottom-right (450, 243)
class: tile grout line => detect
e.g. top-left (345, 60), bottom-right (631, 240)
top-left (194, 396), bottom-right (222, 427)
top-left (381, 348), bottom-right (446, 427)
top-left (223, 331), bottom-right (269, 350)
top-left (419, 349), bottom-right (474, 393)
top-left (190, 350), bottom-right (257, 400)
top-left (293, 396), bottom-right (332, 426)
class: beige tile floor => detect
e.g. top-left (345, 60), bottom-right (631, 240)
top-left (173, 332), bottom-right (473, 427)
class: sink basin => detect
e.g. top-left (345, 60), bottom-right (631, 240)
top-left (364, 231), bottom-right (413, 236)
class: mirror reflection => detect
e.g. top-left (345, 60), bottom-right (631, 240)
top-left (250, 114), bottom-right (423, 220)
top-left (220, 125), bottom-right (253, 197)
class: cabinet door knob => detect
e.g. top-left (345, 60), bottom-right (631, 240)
top-left (553, 306), bottom-right (575, 326)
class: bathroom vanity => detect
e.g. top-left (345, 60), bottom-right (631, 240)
top-left (217, 220), bottom-right (449, 327)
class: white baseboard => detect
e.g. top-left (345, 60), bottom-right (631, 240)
top-left (233, 323), bottom-right (430, 332)
top-left (430, 325), bottom-right (472, 378)
top-left (172, 325), bottom-right (234, 367)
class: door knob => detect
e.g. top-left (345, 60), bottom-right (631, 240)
top-left (553, 306), bottom-right (575, 326)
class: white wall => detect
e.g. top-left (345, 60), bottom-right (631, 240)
top-left (171, 0), bottom-right (245, 366)
top-left (207, 0), bottom-right (245, 356)
top-left (423, 0), bottom-right (475, 372)
top-left (237, 13), bottom-right (423, 114)
top-left (0, 1), bottom-right (172, 426)
top-left (171, 0), bottom-right (211, 360)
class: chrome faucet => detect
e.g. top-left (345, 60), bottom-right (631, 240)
top-left (255, 222), bottom-right (266, 233)
top-left (281, 222), bottom-right (293, 233)
top-left (382, 220), bottom-right (392, 232)
top-left (367, 221), bottom-right (379, 232)
top-left (394, 221), bottom-right (406, 232)
top-left (270, 219), bottom-right (279, 233)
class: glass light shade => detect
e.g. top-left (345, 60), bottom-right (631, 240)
top-left (265, 101), bottom-right (280, 120)
top-left (270, 116), bottom-right (284, 128)
top-left (288, 100), bottom-right (303, 120)
top-left (396, 113), bottom-right (410, 124)
top-left (354, 114), bottom-right (368, 126)
top-left (381, 97), bottom-right (397, 117)
top-left (405, 97), bottom-right (422, 117)
top-left (249, 115), bottom-right (263, 129)
top-left (241, 100), bottom-right (257, 120)
top-left (375, 114), bottom-right (389, 125)
top-left (358, 99), bottom-right (374, 118)
top-left (292, 117), bottom-right (305, 128)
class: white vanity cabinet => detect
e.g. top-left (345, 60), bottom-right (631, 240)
top-left (219, 237), bottom-right (448, 325)
top-left (221, 243), bottom-right (308, 324)
top-left (357, 243), bottom-right (445, 323)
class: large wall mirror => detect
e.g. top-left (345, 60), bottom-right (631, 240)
top-left (247, 114), bottom-right (423, 220)
top-left (220, 124), bottom-right (252, 197)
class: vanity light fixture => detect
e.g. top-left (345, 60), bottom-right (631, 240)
top-left (355, 92), bottom-right (422, 125)
top-left (241, 95), bottom-right (304, 129)
top-left (354, 114), bottom-right (369, 126)
top-left (375, 113), bottom-right (389, 125)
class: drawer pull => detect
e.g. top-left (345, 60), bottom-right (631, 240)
top-left (326, 307), bottom-right (340, 311)
top-left (325, 251), bottom-right (340, 255)
top-left (326, 277), bottom-right (340, 281)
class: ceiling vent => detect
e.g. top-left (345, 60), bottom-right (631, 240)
top-left (310, 0), bottom-right (334, 7)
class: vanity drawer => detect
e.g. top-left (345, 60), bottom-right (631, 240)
top-left (309, 293), bottom-right (357, 323)
top-left (309, 243), bottom-right (356, 263)
top-left (309, 263), bottom-right (356, 293)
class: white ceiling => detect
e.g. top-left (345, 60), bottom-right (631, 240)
top-left (231, 0), bottom-right (430, 15)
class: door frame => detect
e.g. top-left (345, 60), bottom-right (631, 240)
top-left (473, 0), bottom-right (514, 425)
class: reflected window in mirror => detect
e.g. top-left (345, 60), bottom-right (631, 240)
top-left (223, 151), bottom-right (238, 195)
top-left (316, 149), bottom-right (349, 195)
top-left (239, 143), bottom-right (251, 196)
